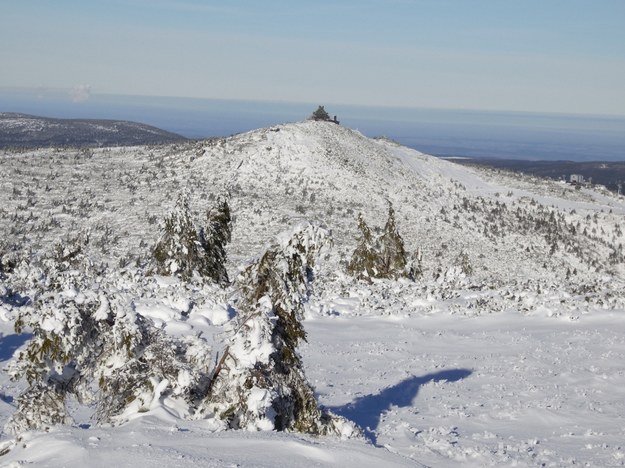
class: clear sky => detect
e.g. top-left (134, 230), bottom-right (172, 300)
top-left (2, 0), bottom-right (625, 116)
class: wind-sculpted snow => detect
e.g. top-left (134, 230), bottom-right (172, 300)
top-left (1, 120), bottom-right (625, 465)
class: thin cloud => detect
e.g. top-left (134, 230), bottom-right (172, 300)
top-left (125, 0), bottom-right (243, 15)
top-left (70, 84), bottom-right (92, 103)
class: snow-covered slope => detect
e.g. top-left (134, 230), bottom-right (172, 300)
top-left (3, 120), bottom-right (623, 307)
top-left (1, 120), bottom-right (625, 466)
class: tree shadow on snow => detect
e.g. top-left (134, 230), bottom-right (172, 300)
top-left (330, 368), bottom-right (472, 444)
top-left (0, 333), bottom-right (32, 362)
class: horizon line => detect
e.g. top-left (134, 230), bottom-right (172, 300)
top-left (2, 86), bottom-right (625, 121)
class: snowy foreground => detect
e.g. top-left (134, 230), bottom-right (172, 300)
top-left (1, 311), bottom-right (624, 466)
top-left (1, 121), bottom-right (625, 466)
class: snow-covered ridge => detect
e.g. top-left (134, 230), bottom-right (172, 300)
top-left (0, 112), bottom-right (187, 148)
top-left (1, 120), bottom-right (625, 466)
top-left (2, 119), bottom-right (625, 313)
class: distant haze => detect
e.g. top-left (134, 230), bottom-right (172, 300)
top-left (1, 90), bottom-right (624, 162)
top-left (2, 1), bottom-right (625, 116)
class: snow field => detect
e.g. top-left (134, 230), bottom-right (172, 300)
top-left (1, 120), bottom-right (625, 466)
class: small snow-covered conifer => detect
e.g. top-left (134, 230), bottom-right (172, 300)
top-left (309, 105), bottom-right (331, 121)
top-left (152, 192), bottom-right (232, 284)
top-left (152, 192), bottom-right (206, 280)
top-left (94, 303), bottom-right (206, 423)
top-left (379, 204), bottom-right (408, 278)
top-left (7, 266), bottom-right (105, 433)
top-left (200, 223), bottom-right (358, 437)
top-left (347, 205), bottom-right (411, 281)
top-left (199, 196), bottom-right (232, 286)
top-left (51, 231), bottom-right (91, 270)
top-left (347, 213), bottom-right (379, 280)
top-left (8, 384), bottom-right (72, 433)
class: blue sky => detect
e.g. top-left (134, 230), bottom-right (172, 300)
top-left (2, 0), bottom-right (625, 115)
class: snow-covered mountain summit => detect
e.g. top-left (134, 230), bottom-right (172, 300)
top-left (204, 120), bottom-right (625, 307)
top-left (2, 119), bottom-right (625, 311)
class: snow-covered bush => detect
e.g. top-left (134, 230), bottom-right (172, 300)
top-left (457, 250), bottom-right (473, 276)
top-left (0, 243), bottom-right (14, 278)
top-left (0, 243), bottom-right (12, 301)
top-left (347, 205), bottom-right (411, 281)
top-left (199, 222), bottom-right (359, 437)
top-left (51, 231), bottom-right (91, 270)
top-left (433, 250), bottom-right (475, 286)
top-left (407, 247), bottom-right (424, 280)
top-left (6, 265), bottom-right (211, 433)
top-left (7, 384), bottom-right (71, 433)
top-left (7, 265), bottom-right (105, 432)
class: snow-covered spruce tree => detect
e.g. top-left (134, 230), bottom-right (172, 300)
top-left (199, 223), bottom-right (358, 437)
top-left (346, 213), bottom-right (380, 280)
top-left (199, 196), bottom-right (232, 286)
top-left (152, 192), bottom-right (232, 284)
top-left (309, 105), bottom-right (331, 121)
top-left (152, 192), bottom-right (207, 280)
top-left (347, 205), bottom-right (411, 281)
top-left (379, 204), bottom-right (408, 279)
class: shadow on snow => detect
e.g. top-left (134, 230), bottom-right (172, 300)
top-left (0, 333), bottom-right (32, 405)
top-left (330, 368), bottom-right (472, 444)
top-left (0, 333), bottom-right (32, 362)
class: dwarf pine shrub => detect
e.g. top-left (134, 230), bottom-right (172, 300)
top-left (407, 247), bottom-right (424, 280)
top-left (457, 250), bottom-right (473, 276)
top-left (8, 384), bottom-right (72, 433)
top-left (6, 264), bottom-right (210, 433)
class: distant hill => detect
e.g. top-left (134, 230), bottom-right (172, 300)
top-left (0, 112), bottom-right (188, 148)
top-left (450, 157), bottom-right (625, 193)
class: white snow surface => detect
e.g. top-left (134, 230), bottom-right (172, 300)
top-left (1, 120), bottom-right (625, 466)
